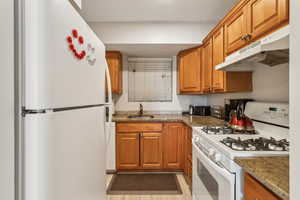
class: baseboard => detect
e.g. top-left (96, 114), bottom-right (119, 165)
top-left (106, 169), bottom-right (117, 174)
top-left (116, 171), bottom-right (184, 175)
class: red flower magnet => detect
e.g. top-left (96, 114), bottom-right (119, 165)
top-left (78, 36), bottom-right (84, 44)
top-left (72, 29), bottom-right (78, 38)
top-left (66, 36), bottom-right (72, 43)
top-left (67, 29), bottom-right (86, 60)
top-left (69, 44), bottom-right (75, 50)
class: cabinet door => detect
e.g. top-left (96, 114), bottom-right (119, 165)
top-left (116, 133), bottom-right (140, 169)
top-left (163, 123), bottom-right (185, 169)
top-left (184, 127), bottom-right (192, 175)
top-left (178, 48), bottom-right (201, 93)
top-left (212, 27), bottom-right (226, 93)
top-left (224, 2), bottom-right (249, 55)
top-left (140, 132), bottom-right (163, 169)
top-left (201, 39), bottom-right (213, 93)
top-left (106, 51), bottom-right (122, 94)
top-left (248, 0), bottom-right (289, 41)
top-left (244, 173), bottom-right (280, 200)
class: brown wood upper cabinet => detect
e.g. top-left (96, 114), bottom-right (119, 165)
top-left (200, 34), bottom-right (253, 94)
top-left (244, 173), bottom-right (280, 200)
top-left (224, 1), bottom-right (250, 56)
top-left (106, 51), bottom-right (123, 94)
top-left (224, 0), bottom-right (289, 56)
top-left (212, 27), bottom-right (226, 93)
top-left (178, 35), bottom-right (253, 94)
top-left (248, 0), bottom-right (289, 41)
top-left (201, 39), bottom-right (213, 93)
top-left (178, 47), bottom-right (202, 94)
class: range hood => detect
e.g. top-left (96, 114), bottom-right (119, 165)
top-left (216, 25), bottom-right (289, 71)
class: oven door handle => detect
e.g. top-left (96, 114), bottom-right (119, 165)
top-left (193, 142), bottom-right (235, 183)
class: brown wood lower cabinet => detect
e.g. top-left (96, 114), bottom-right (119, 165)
top-left (140, 132), bottom-right (163, 169)
top-left (116, 133), bottom-right (140, 169)
top-left (163, 123), bottom-right (185, 169)
top-left (244, 173), bottom-right (280, 200)
top-left (116, 122), bottom-right (189, 172)
top-left (184, 126), bottom-right (193, 186)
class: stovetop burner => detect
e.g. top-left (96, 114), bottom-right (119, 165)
top-left (220, 137), bottom-right (289, 151)
top-left (202, 126), bottom-right (256, 135)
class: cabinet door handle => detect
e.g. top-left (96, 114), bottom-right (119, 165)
top-left (245, 34), bottom-right (252, 41)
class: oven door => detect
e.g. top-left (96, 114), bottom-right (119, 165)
top-left (192, 143), bottom-right (235, 200)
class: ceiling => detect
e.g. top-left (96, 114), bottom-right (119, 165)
top-left (106, 44), bottom-right (199, 57)
top-left (81, 0), bottom-right (238, 22)
top-left (81, 0), bottom-right (239, 57)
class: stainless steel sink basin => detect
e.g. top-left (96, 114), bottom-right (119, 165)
top-left (127, 114), bottom-right (154, 119)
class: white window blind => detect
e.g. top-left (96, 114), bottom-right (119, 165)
top-left (128, 58), bottom-right (172, 102)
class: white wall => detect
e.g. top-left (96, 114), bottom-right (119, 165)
top-left (114, 56), bottom-right (207, 112)
top-left (89, 22), bottom-right (214, 44)
top-left (207, 63), bottom-right (289, 105)
top-left (290, 0), bottom-right (300, 199)
top-left (0, 0), bottom-right (15, 200)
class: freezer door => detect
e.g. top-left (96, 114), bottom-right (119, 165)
top-left (24, 0), bottom-right (107, 109)
top-left (24, 107), bottom-right (106, 200)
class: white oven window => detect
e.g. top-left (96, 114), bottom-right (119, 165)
top-left (193, 143), bottom-right (236, 200)
top-left (197, 159), bottom-right (219, 200)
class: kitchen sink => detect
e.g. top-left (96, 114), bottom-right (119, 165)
top-left (127, 114), bottom-right (154, 119)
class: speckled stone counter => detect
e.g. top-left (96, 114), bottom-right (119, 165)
top-left (235, 156), bottom-right (289, 200)
top-left (112, 113), bottom-right (225, 128)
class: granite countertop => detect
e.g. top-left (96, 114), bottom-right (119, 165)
top-left (112, 113), bottom-right (225, 128)
top-left (235, 156), bottom-right (289, 200)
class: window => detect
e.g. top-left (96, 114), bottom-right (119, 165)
top-left (128, 58), bottom-right (172, 102)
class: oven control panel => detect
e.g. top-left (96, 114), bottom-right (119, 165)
top-left (244, 102), bottom-right (289, 127)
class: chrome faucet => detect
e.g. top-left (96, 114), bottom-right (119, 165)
top-left (139, 104), bottom-right (143, 116)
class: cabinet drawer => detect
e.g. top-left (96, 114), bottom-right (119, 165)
top-left (117, 123), bottom-right (163, 133)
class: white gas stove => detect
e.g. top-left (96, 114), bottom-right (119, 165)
top-left (192, 102), bottom-right (289, 200)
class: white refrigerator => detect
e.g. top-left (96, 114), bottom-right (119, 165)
top-left (19, 0), bottom-right (112, 200)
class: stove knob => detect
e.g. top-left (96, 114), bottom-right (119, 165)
top-left (214, 153), bottom-right (222, 162)
top-left (208, 148), bottom-right (215, 157)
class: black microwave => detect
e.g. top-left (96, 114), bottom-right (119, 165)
top-left (189, 105), bottom-right (211, 116)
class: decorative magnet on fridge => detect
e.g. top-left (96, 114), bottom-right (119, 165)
top-left (86, 43), bottom-right (97, 65)
top-left (66, 29), bottom-right (86, 60)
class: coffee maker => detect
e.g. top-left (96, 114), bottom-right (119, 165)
top-left (224, 99), bottom-right (254, 122)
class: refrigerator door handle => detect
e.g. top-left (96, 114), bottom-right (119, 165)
top-left (105, 60), bottom-right (113, 124)
top-left (105, 61), bottom-right (113, 106)
top-left (104, 61), bottom-right (114, 151)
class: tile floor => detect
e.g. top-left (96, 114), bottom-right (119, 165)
top-left (106, 174), bottom-right (192, 200)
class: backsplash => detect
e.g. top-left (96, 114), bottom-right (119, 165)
top-left (207, 63), bottom-right (289, 106)
top-left (113, 57), bottom-right (288, 112)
